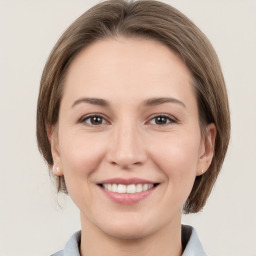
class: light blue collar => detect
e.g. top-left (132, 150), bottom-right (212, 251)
top-left (52, 225), bottom-right (207, 256)
top-left (182, 225), bottom-right (207, 256)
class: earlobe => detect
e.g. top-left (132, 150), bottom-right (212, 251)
top-left (53, 165), bottom-right (63, 176)
top-left (196, 123), bottom-right (216, 176)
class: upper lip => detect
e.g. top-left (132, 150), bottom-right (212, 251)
top-left (97, 178), bottom-right (158, 185)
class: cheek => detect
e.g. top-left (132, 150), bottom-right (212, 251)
top-left (151, 130), bottom-right (200, 168)
top-left (160, 142), bottom-right (199, 174)
top-left (59, 130), bottom-right (107, 178)
top-left (58, 130), bottom-right (109, 209)
top-left (149, 132), bottom-right (201, 196)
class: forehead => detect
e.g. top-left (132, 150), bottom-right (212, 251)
top-left (63, 37), bottom-right (195, 108)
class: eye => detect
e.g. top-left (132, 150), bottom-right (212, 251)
top-left (149, 115), bottom-right (176, 125)
top-left (80, 115), bottom-right (108, 126)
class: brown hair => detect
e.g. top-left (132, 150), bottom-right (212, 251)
top-left (37, 0), bottom-right (230, 213)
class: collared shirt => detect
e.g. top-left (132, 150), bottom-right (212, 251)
top-left (51, 225), bottom-right (207, 256)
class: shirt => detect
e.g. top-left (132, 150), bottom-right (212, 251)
top-left (51, 225), bottom-right (207, 256)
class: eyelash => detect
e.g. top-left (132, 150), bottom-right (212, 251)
top-left (79, 113), bottom-right (177, 127)
top-left (148, 114), bottom-right (176, 126)
top-left (79, 114), bottom-right (109, 126)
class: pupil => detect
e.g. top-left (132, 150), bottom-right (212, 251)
top-left (156, 116), bottom-right (167, 124)
top-left (91, 116), bottom-right (102, 125)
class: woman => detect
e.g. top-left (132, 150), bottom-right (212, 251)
top-left (37, 0), bottom-right (230, 255)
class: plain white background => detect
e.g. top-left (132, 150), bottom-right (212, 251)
top-left (0, 0), bottom-right (256, 255)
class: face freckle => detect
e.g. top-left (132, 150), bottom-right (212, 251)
top-left (53, 37), bottom-right (207, 239)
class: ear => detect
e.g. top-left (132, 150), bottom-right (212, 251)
top-left (46, 124), bottom-right (63, 176)
top-left (196, 123), bottom-right (216, 176)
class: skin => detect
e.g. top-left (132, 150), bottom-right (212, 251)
top-left (49, 37), bottom-right (216, 256)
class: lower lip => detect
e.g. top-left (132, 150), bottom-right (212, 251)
top-left (99, 186), bottom-right (156, 205)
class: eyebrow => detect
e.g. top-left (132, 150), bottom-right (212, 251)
top-left (72, 97), bottom-right (109, 107)
top-left (72, 97), bottom-right (186, 108)
top-left (143, 97), bottom-right (186, 108)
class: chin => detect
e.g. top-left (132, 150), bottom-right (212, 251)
top-left (99, 217), bottom-right (153, 240)
top-left (104, 227), bottom-right (150, 240)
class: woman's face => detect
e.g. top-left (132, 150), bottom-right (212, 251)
top-left (51, 37), bottom-right (215, 239)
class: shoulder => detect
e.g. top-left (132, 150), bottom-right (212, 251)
top-left (51, 231), bottom-right (81, 256)
top-left (182, 225), bottom-right (207, 256)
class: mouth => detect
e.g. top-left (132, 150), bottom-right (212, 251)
top-left (98, 183), bottom-right (160, 194)
top-left (97, 178), bottom-right (160, 204)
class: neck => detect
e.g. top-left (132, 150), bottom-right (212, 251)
top-left (79, 214), bottom-right (183, 256)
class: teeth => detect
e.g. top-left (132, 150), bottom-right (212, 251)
top-left (112, 183), bottom-right (118, 192)
top-left (118, 184), bottom-right (126, 193)
top-left (102, 183), bottom-right (154, 193)
top-left (127, 184), bottom-right (136, 193)
top-left (136, 184), bottom-right (143, 192)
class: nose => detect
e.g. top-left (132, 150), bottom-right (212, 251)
top-left (106, 121), bottom-right (147, 169)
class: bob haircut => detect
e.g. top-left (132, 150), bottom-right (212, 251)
top-left (37, 0), bottom-right (230, 213)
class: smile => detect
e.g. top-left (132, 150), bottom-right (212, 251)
top-left (97, 178), bottom-right (160, 204)
top-left (101, 183), bottom-right (156, 193)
